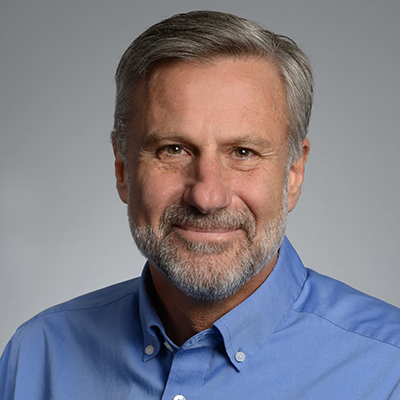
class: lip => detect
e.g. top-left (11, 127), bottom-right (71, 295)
top-left (174, 224), bottom-right (239, 241)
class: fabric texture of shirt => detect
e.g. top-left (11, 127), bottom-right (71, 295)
top-left (1, 237), bottom-right (400, 399)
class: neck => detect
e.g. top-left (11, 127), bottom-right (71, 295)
top-left (147, 255), bottom-right (277, 347)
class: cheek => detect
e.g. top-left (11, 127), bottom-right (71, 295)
top-left (233, 170), bottom-right (286, 221)
top-left (129, 168), bottom-right (185, 225)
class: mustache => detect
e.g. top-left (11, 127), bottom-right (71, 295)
top-left (158, 203), bottom-right (256, 239)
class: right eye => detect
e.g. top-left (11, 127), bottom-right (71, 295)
top-left (165, 145), bottom-right (185, 155)
top-left (158, 144), bottom-right (189, 159)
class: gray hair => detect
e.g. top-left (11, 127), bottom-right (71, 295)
top-left (113, 10), bottom-right (313, 163)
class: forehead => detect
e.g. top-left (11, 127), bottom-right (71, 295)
top-left (130, 57), bottom-right (288, 145)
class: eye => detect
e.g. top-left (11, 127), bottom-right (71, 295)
top-left (167, 145), bottom-right (182, 154)
top-left (163, 145), bottom-right (186, 155)
top-left (234, 148), bottom-right (252, 158)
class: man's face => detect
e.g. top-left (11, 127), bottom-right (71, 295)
top-left (114, 57), bottom-right (308, 300)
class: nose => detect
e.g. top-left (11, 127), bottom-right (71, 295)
top-left (183, 155), bottom-right (232, 214)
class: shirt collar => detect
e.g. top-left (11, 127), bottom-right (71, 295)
top-left (139, 266), bottom-right (168, 361)
top-left (138, 236), bottom-right (307, 369)
top-left (214, 236), bottom-right (307, 370)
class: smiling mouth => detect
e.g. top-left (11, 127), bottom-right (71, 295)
top-left (174, 224), bottom-right (240, 241)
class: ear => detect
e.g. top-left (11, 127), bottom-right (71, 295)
top-left (111, 132), bottom-right (128, 204)
top-left (287, 139), bottom-right (310, 212)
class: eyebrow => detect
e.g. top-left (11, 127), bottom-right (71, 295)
top-left (226, 136), bottom-right (274, 148)
top-left (142, 132), bottom-right (189, 147)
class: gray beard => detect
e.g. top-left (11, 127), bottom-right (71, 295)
top-left (128, 195), bottom-right (288, 301)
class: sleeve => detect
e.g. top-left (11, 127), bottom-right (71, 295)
top-left (0, 340), bottom-right (13, 400)
top-left (0, 325), bottom-right (50, 400)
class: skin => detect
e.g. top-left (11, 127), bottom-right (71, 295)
top-left (113, 57), bottom-right (310, 346)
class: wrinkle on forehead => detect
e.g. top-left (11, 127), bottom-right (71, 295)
top-left (128, 57), bottom-right (288, 153)
top-left (137, 57), bottom-right (284, 108)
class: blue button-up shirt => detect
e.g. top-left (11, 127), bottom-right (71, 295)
top-left (1, 237), bottom-right (400, 399)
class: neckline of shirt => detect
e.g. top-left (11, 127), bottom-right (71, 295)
top-left (138, 237), bottom-right (307, 370)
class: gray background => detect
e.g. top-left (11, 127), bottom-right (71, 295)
top-left (1, 0), bottom-right (399, 353)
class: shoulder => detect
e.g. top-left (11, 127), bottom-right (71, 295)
top-left (2, 278), bottom-right (142, 371)
top-left (293, 268), bottom-right (400, 350)
top-left (15, 277), bottom-right (141, 339)
top-left (0, 278), bottom-right (144, 398)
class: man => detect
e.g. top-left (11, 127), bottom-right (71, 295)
top-left (1, 10), bottom-right (400, 399)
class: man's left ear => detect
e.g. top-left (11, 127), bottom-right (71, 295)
top-left (287, 139), bottom-right (310, 212)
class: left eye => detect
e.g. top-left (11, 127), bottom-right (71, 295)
top-left (234, 148), bottom-right (252, 158)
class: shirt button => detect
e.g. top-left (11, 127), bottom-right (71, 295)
top-left (173, 396), bottom-right (186, 400)
top-left (235, 351), bottom-right (246, 363)
top-left (164, 341), bottom-right (174, 352)
top-left (145, 345), bottom-right (155, 355)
